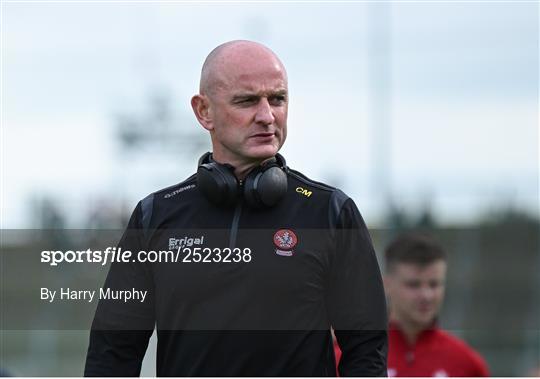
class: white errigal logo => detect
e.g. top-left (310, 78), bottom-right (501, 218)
top-left (169, 236), bottom-right (204, 250)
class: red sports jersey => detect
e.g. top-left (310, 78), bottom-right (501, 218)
top-left (387, 322), bottom-right (489, 377)
top-left (334, 322), bottom-right (489, 377)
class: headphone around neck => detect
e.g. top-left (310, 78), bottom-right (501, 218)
top-left (196, 152), bottom-right (288, 209)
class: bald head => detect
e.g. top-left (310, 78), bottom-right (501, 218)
top-left (199, 40), bottom-right (287, 97)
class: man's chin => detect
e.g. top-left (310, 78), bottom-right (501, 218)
top-left (245, 146), bottom-right (280, 160)
top-left (412, 314), bottom-right (437, 329)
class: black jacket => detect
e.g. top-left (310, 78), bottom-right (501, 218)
top-left (84, 166), bottom-right (387, 376)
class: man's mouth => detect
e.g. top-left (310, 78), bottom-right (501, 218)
top-left (251, 132), bottom-right (275, 138)
top-left (418, 305), bottom-right (434, 313)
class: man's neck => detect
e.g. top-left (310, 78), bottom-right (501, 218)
top-left (234, 162), bottom-right (261, 180)
top-left (211, 153), bottom-right (274, 180)
top-left (390, 316), bottom-right (430, 345)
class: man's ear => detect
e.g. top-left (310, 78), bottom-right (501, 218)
top-left (191, 94), bottom-right (213, 131)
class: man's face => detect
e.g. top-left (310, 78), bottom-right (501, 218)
top-left (204, 55), bottom-right (288, 164)
top-left (385, 260), bottom-right (447, 328)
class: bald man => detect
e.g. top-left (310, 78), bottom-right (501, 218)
top-left (84, 41), bottom-right (387, 377)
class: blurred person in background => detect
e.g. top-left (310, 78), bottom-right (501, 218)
top-left (334, 232), bottom-right (490, 376)
top-left (383, 233), bottom-right (489, 376)
top-left (84, 40), bottom-right (387, 376)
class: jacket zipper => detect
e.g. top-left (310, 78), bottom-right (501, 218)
top-left (229, 180), bottom-right (243, 249)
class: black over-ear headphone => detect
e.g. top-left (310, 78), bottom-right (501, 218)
top-left (197, 152), bottom-right (288, 209)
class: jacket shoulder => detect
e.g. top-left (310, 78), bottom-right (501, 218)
top-left (287, 168), bottom-right (337, 192)
top-left (149, 174), bottom-right (198, 200)
top-left (287, 168), bottom-right (352, 227)
top-left (288, 167), bottom-right (350, 200)
top-left (138, 174), bottom-right (197, 230)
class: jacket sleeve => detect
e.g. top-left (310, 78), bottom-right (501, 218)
top-left (327, 196), bottom-right (388, 376)
top-left (84, 202), bottom-right (155, 377)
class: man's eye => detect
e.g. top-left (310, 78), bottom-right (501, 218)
top-left (269, 96), bottom-right (286, 105)
top-left (236, 97), bottom-right (257, 105)
top-left (406, 282), bottom-right (420, 289)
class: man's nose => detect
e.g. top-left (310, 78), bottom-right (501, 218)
top-left (254, 98), bottom-right (275, 125)
top-left (419, 286), bottom-right (435, 300)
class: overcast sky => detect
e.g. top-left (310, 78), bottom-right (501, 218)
top-left (2, 1), bottom-right (538, 227)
